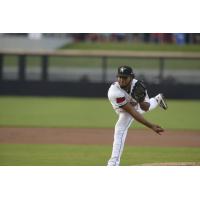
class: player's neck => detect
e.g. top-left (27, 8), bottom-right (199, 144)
top-left (121, 84), bottom-right (131, 93)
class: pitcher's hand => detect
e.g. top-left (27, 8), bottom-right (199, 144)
top-left (151, 124), bottom-right (164, 135)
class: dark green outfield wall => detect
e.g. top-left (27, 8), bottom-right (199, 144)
top-left (0, 80), bottom-right (200, 99)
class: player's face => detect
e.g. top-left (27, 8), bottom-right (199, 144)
top-left (117, 76), bottom-right (132, 88)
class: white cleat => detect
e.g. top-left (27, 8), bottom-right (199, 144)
top-left (156, 93), bottom-right (168, 110)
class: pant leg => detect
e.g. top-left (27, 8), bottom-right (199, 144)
top-left (137, 97), bottom-right (159, 114)
top-left (107, 112), bottom-right (133, 166)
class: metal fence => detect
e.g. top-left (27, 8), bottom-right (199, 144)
top-left (0, 50), bottom-right (200, 84)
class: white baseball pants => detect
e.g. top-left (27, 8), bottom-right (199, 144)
top-left (107, 97), bottom-right (158, 166)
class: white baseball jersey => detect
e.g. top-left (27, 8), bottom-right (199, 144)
top-left (108, 79), bottom-right (149, 113)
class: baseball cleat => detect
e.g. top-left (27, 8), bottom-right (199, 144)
top-left (156, 93), bottom-right (168, 110)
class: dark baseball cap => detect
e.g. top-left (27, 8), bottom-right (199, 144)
top-left (117, 65), bottom-right (135, 77)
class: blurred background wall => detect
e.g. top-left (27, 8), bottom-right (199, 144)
top-left (0, 33), bottom-right (200, 99)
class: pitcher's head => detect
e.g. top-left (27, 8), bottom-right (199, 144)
top-left (117, 66), bottom-right (135, 88)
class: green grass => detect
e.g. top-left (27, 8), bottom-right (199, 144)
top-left (1, 96), bottom-right (199, 166)
top-left (0, 96), bottom-right (200, 130)
top-left (4, 56), bottom-right (200, 70)
top-left (4, 42), bottom-right (200, 69)
top-left (61, 42), bottom-right (200, 52)
top-left (0, 97), bottom-right (115, 128)
top-left (3, 55), bottom-right (103, 68)
top-left (123, 146), bottom-right (200, 165)
top-left (0, 144), bottom-right (199, 166)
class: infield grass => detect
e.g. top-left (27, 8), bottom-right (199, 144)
top-left (0, 96), bottom-right (200, 130)
top-left (0, 144), bottom-right (199, 166)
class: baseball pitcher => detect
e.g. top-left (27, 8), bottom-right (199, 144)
top-left (107, 65), bottom-right (168, 166)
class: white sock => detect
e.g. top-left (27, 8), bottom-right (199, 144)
top-left (149, 97), bottom-right (159, 111)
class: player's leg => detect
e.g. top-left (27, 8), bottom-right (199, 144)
top-left (139, 98), bottom-right (158, 113)
top-left (107, 112), bottom-right (133, 166)
top-left (139, 92), bottom-right (167, 113)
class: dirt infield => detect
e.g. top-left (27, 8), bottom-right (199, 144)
top-left (0, 127), bottom-right (200, 147)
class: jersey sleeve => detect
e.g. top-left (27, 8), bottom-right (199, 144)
top-left (108, 87), bottom-right (127, 108)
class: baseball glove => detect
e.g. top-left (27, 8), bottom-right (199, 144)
top-left (131, 80), bottom-right (147, 102)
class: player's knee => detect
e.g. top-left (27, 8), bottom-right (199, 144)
top-left (140, 102), bottom-right (150, 111)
